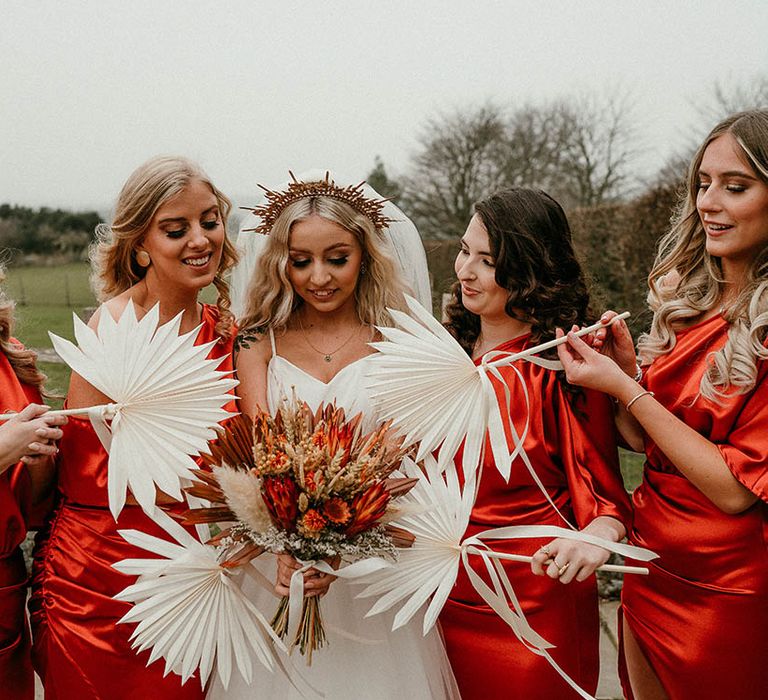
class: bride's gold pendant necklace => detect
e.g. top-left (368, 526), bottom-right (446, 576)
top-left (298, 316), bottom-right (360, 363)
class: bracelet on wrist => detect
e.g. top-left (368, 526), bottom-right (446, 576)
top-left (625, 390), bottom-right (654, 413)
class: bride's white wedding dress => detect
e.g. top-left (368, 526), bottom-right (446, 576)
top-left (208, 332), bottom-right (459, 700)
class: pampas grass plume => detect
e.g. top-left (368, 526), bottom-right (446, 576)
top-left (214, 465), bottom-right (272, 533)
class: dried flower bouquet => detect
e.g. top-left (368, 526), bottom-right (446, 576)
top-left (177, 399), bottom-right (417, 663)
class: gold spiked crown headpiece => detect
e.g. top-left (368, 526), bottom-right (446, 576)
top-left (242, 171), bottom-right (394, 234)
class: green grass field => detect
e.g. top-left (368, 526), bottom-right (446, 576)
top-left (5, 262), bottom-right (95, 307)
top-left (6, 262), bottom-right (94, 347)
top-left (39, 361), bottom-right (69, 408)
top-left (618, 449), bottom-right (644, 492)
top-left (6, 262), bottom-right (216, 348)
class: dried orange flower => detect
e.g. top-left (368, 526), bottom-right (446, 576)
top-left (323, 497), bottom-right (351, 525)
top-left (312, 430), bottom-right (328, 448)
top-left (302, 509), bottom-right (327, 533)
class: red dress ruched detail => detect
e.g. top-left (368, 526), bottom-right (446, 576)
top-left (620, 314), bottom-right (768, 700)
top-left (29, 305), bottom-right (234, 699)
top-left (0, 345), bottom-right (41, 700)
top-left (439, 336), bottom-right (631, 700)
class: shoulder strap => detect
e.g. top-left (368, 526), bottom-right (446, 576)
top-left (268, 327), bottom-right (277, 357)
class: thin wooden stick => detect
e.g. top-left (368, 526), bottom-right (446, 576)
top-left (469, 549), bottom-right (649, 575)
top-left (0, 404), bottom-right (113, 421)
top-left (487, 311), bottom-right (631, 368)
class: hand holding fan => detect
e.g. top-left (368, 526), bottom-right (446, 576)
top-left (366, 294), bottom-right (629, 489)
top-left (0, 301), bottom-right (238, 518)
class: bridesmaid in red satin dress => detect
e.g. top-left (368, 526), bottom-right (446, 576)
top-left (0, 277), bottom-right (66, 700)
top-left (439, 188), bottom-right (632, 699)
top-left (29, 156), bottom-right (238, 699)
top-left (559, 110), bottom-right (768, 699)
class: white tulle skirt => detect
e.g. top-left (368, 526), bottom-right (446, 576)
top-left (207, 555), bottom-right (460, 700)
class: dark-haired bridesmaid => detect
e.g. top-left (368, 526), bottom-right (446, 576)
top-left (439, 187), bottom-right (631, 699)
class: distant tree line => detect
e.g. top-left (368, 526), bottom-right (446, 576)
top-left (2, 75), bottom-right (766, 326)
top-left (0, 204), bottom-right (101, 260)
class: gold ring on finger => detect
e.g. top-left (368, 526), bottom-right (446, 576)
top-left (557, 562), bottom-right (570, 577)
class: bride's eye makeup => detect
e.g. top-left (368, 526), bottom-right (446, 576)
top-left (290, 258), bottom-right (311, 268)
top-left (328, 256), bottom-right (349, 266)
top-left (201, 218), bottom-right (221, 230)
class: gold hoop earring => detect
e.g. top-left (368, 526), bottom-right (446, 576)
top-left (136, 250), bottom-right (151, 268)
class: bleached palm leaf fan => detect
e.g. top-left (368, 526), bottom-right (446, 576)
top-left (357, 455), bottom-right (474, 635)
top-left (49, 301), bottom-right (238, 518)
top-left (114, 508), bottom-right (284, 689)
top-left (366, 294), bottom-right (628, 484)
top-left (357, 458), bottom-right (657, 700)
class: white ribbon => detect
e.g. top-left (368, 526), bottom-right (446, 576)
top-left (456, 524), bottom-right (657, 700)
top-left (286, 557), bottom-right (393, 648)
top-left (477, 353), bottom-right (576, 529)
top-left (471, 524), bottom-right (657, 561)
top-left (459, 539), bottom-right (593, 699)
top-left (86, 403), bottom-right (120, 453)
top-left (463, 313), bottom-right (630, 525)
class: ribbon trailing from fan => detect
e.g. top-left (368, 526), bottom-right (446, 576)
top-left (357, 458), bottom-right (658, 700)
top-left (366, 294), bottom-right (630, 527)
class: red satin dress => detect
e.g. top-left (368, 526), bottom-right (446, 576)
top-left (440, 336), bottom-right (631, 700)
top-left (0, 345), bottom-right (43, 700)
top-left (620, 314), bottom-right (768, 700)
top-left (30, 305), bottom-right (233, 700)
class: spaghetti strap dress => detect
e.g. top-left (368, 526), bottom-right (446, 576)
top-left (208, 329), bottom-right (459, 700)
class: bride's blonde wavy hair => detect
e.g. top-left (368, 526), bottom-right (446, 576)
top-left (638, 110), bottom-right (768, 400)
top-left (239, 196), bottom-right (408, 332)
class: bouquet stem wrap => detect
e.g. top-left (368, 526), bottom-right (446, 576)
top-left (278, 557), bottom-right (393, 662)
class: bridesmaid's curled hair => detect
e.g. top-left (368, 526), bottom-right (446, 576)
top-left (445, 187), bottom-right (593, 357)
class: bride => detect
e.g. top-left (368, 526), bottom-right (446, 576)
top-left (208, 172), bottom-right (458, 699)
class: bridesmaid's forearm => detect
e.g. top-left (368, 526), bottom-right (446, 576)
top-left (620, 387), bottom-right (757, 514)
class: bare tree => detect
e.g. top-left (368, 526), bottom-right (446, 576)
top-left (650, 75), bottom-right (768, 191)
top-left (400, 92), bottom-right (638, 238)
top-left (501, 105), bottom-right (566, 190)
top-left (401, 104), bottom-right (509, 239)
top-left (707, 75), bottom-right (768, 121)
top-left (553, 91), bottom-right (637, 208)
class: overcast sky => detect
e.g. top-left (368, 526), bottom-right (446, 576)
top-left (2, 1), bottom-right (767, 212)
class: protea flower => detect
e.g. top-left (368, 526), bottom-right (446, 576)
top-left (346, 482), bottom-right (390, 536)
top-left (304, 470), bottom-right (321, 492)
top-left (327, 413), bottom-right (360, 464)
top-left (262, 476), bottom-right (299, 531)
